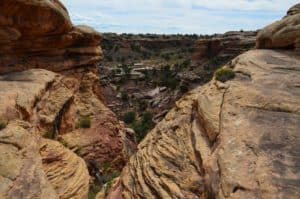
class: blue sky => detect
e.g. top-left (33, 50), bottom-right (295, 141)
top-left (61, 0), bottom-right (299, 34)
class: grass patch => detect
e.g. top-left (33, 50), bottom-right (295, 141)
top-left (130, 112), bottom-right (154, 142)
top-left (88, 184), bottom-right (101, 199)
top-left (58, 138), bottom-right (69, 148)
top-left (123, 111), bottom-right (136, 124)
top-left (44, 131), bottom-right (54, 139)
top-left (76, 116), bottom-right (91, 129)
top-left (215, 68), bottom-right (235, 82)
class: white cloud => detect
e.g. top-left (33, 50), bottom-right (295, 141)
top-left (60, 0), bottom-right (299, 34)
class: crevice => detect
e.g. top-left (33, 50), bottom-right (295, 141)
top-left (249, 61), bottom-right (267, 71)
top-left (211, 88), bottom-right (228, 153)
top-left (242, 105), bottom-right (297, 114)
top-left (52, 96), bottom-right (74, 139)
top-left (15, 104), bottom-right (31, 121)
top-left (190, 103), bottom-right (205, 176)
top-left (0, 140), bottom-right (22, 150)
top-left (33, 80), bottom-right (55, 108)
top-left (243, 141), bottom-right (258, 157)
top-left (232, 185), bottom-right (247, 193)
top-left (194, 101), bottom-right (214, 148)
top-left (235, 71), bottom-right (252, 79)
top-left (273, 66), bottom-right (300, 71)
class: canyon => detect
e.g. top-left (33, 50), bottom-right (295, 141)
top-left (99, 31), bottom-right (256, 140)
top-left (0, 1), bottom-right (299, 199)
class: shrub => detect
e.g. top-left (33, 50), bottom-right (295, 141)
top-left (162, 54), bottom-right (171, 61)
top-left (78, 116), bottom-right (91, 129)
top-left (0, 119), bottom-right (7, 130)
top-left (179, 83), bottom-right (189, 93)
top-left (131, 112), bottom-right (154, 142)
top-left (138, 100), bottom-right (148, 111)
top-left (121, 92), bottom-right (129, 102)
top-left (44, 130), bottom-right (55, 139)
top-left (123, 111), bottom-right (136, 124)
top-left (121, 65), bottom-right (132, 77)
top-left (215, 68), bottom-right (235, 82)
top-left (88, 184), bottom-right (101, 199)
top-left (210, 57), bottom-right (222, 66)
top-left (102, 171), bottom-right (120, 183)
top-left (142, 112), bottom-right (153, 124)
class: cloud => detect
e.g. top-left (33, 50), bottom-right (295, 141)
top-left (60, 0), bottom-right (299, 34)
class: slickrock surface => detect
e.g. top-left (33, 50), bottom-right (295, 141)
top-left (256, 3), bottom-right (300, 51)
top-left (0, 0), bottom-right (102, 74)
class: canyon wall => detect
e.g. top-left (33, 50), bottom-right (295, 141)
top-left (0, 1), bottom-right (135, 198)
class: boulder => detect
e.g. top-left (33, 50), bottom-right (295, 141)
top-left (256, 4), bottom-right (300, 51)
top-left (0, 0), bottom-right (103, 74)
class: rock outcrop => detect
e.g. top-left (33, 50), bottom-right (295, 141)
top-left (0, 0), bottom-right (102, 74)
top-left (192, 31), bottom-right (256, 66)
top-left (0, 0), bottom-right (135, 198)
top-left (109, 5), bottom-right (300, 199)
top-left (0, 120), bottom-right (89, 199)
top-left (0, 69), bottom-right (134, 198)
top-left (256, 3), bottom-right (300, 51)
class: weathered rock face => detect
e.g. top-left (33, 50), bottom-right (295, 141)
top-left (0, 0), bottom-right (103, 74)
top-left (0, 120), bottom-right (89, 199)
top-left (0, 0), bottom-right (135, 198)
top-left (192, 31), bottom-right (256, 66)
top-left (0, 68), bottom-right (135, 193)
top-left (111, 5), bottom-right (300, 199)
top-left (256, 3), bottom-right (300, 51)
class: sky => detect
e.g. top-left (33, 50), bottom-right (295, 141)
top-left (61, 0), bottom-right (299, 34)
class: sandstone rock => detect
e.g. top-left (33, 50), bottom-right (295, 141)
top-left (0, 0), bottom-right (102, 74)
top-left (0, 68), bottom-right (135, 175)
top-left (0, 1), bottom-right (136, 198)
top-left (192, 31), bottom-right (256, 66)
top-left (116, 49), bottom-right (300, 199)
top-left (287, 4), bottom-right (300, 16)
top-left (256, 4), bottom-right (300, 50)
top-left (0, 120), bottom-right (90, 199)
top-left (40, 139), bottom-right (90, 199)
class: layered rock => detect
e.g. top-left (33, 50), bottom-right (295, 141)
top-left (0, 0), bottom-right (135, 198)
top-left (0, 68), bottom-right (135, 191)
top-left (0, 0), bottom-right (102, 74)
top-left (192, 31), bottom-right (256, 66)
top-left (256, 3), bottom-right (300, 51)
top-left (110, 5), bottom-right (300, 199)
top-left (0, 120), bottom-right (89, 199)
